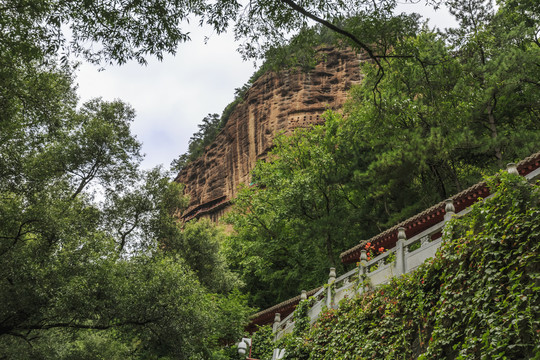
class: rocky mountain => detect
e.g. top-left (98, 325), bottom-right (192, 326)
top-left (175, 47), bottom-right (363, 222)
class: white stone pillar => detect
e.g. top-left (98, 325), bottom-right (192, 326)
top-left (326, 267), bottom-right (336, 308)
top-left (359, 250), bottom-right (367, 275)
top-left (444, 198), bottom-right (455, 222)
top-left (395, 227), bottom-right (407, 275)
top-left (358, 250), bottom-right (368, 293)
top-left (506, 162), bottom-right (519, 175)
top-left (272, 313), bottom-right (281, 333)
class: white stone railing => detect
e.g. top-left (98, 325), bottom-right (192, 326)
top-left (271, 162), bottom-right (540, 340)
top-left (272, 195), bottom-right (475, 339)
top-left (273, 218), bottom-right (451, 339)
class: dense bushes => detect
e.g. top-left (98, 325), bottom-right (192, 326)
top-left (250, 173), bottom-right (540, 359)
top-left (224, 0), bottom-right (540, 309)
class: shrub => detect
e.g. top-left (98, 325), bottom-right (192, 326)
top-left (253, 173), bottom-right (540, 359)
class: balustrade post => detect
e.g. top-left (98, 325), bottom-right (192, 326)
top-left (506, 162), bottom-right (519, 175)
top-left (396, 227), bottom-right (407, 275)
top-left (272, 313), bottom-right (281, 333)
top-left (444, 199), bottom-right (455, 222)
top-left (326, 267), bottom-right (336, 308)
top-left (359, 250), bottom-right (367, 275)
top-left (358, 250), bottom-right (368, 293)
top-left (300, 290), bottom-right (307, 301)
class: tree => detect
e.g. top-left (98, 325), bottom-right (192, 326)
top-left (224, 0), bottom-right (540, 309)
top-left (2, 0), bottom-right (264, 356)
top-left (1, 0), bottom-right (433, 68)
top-left (0, 53), bottom-right (250, 359)
top-left (164, 218), bottom-right (243, 293)
top-left (224, 113), bottom-right (369, 308)
top-left (343, 0), bottom-right (540, 225)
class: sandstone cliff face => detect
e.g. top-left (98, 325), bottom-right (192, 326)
top-left (175, 47), bottom-right (363, 222)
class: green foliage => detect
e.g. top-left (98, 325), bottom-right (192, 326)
top-left (1, 0), bottom-right (422, 67)
top-left (294, 298), bottom-right (316, 336)
top-left (225, 112), bottom-right (369, 309)
top-left (253, 173), bottom-right (540, 359)
top-left (164, 218), bottom-right (243, 293)
top-left (255, 5), bottom-right (420, 75)
top-left (251, 325), bottom-right (276, 360)
top-left (213, 289), bottom-right (254, 347)
top-left (0, 0), bottom-right (199, 65)
top-left (420, 173), bottom-right (540, 359)
top-left (345, 13), bottom-right (540, 225)
top-left (0, 45), bottom-right (250, 360)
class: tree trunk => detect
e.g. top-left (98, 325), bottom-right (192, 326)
top-left (325, 232), bottom-right (336, 267)
top-left (486, 103), bottom-right (503, 168)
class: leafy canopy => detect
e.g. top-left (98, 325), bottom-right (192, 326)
top-left (251, 172), bottom-right (540, 359)
top-left (225, 0), bottom-right (540, 310)
top-left (0, 35), bottom-right (250, 360)
top-left (2, 0), bottom-right (437, 68)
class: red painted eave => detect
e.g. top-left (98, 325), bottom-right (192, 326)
top-left (248, 150), bottom-right (539, 332)
top-left (340, 150), bottom-right (540, 265)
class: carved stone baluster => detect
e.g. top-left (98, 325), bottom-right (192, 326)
top-left (326, 268), bottom-right (336, 308)
top-left (358, 250), bottom-right (368, 294)
top-left (328, 268), bottom-right (336, 283)
top-left (272, 313), bottom-right (281, 333)
top-left (359, 250), bottom-right (367, 275)
top-left (396, 227), bottom-right (407, 275)
top-left (507, 162), bottom-right (519, 175)
top-left (444, 199), bottom-right (455, 222)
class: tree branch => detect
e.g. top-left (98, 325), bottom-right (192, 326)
top-left (280, 0), bottom-right (378, 63)
top-left (118, 212), bottom-right (141, 254)
top-left (0, 219), bottom-right (39, 256)
top-left (279, 0), bottom-right (385, 89)
top-left (11, 318), bottom-right (157, 333)
top-left (71, 158), bottom-right (101, 199)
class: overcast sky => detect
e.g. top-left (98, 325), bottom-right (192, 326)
top-left (74, 3), bottom-right (457, 173)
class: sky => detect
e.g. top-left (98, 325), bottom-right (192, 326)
top-left (75, 29), bottom-right (256, 172)
top-left (74, 3), bottom-right (457, 172)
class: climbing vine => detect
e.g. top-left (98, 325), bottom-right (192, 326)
top-left (250, 325), bottom-right (275, 360)
top-left (250, 173), bottom-right (540, 359)
top-left (294, 297), bottom-right (316, 336)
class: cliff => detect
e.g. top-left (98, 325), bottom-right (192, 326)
top-left (175, 47), bottom-right (363, 222)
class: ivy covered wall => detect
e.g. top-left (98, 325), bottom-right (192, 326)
top-left (249, 173), bottom-right (540, 359)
